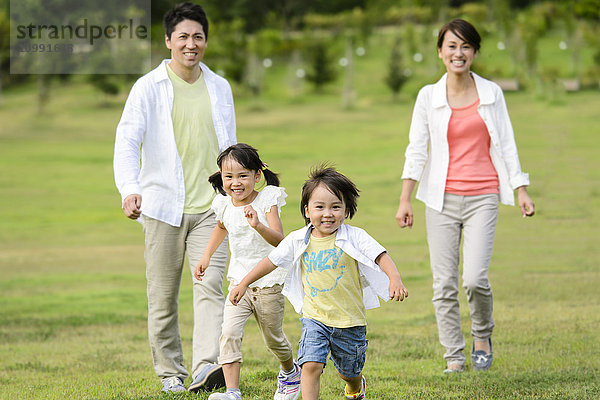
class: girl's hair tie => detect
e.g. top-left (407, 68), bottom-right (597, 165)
top-left (261, 163), bottom-right (268, 170)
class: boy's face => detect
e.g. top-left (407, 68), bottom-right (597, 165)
top-left (304, 184), bottom-right (346, 238)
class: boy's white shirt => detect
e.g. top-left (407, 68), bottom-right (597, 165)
top-left (268, 223), bottom-right (391, 314)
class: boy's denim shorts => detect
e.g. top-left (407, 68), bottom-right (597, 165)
top-left (297, 318), bottom-right (368, 378)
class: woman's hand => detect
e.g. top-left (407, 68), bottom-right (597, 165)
top-left (396, 180), bottom-right (417, 228)
top-left (395, 200), bottom-right (414, 228)
top-left (517, 186), bottom-right (535, 218)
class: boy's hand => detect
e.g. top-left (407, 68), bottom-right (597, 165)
top-left (194, 256), bottom-right (209, 281)
top-left (389, 277), bottom-right (408, 301)
top-left (229, 284), bottom-right (248, 306)
top-left (244, 205), bottom-right (260, 228)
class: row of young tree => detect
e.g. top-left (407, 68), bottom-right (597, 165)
top-left (201, 0), bottom-right (600, 106)
top-left (0, 0), bottom-right (599, 109)
top-left (149, 0), bottom-right (587, 34)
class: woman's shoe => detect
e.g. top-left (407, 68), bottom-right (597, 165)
top-left (471, 338), bottom-right (493, 371)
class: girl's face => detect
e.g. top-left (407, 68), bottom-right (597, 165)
top-left (304, 184), bottom-right (346, 238)
top-left (438, 30), bottom-right (477, 75)
top-left (220, 157), bottom-right (261, 206)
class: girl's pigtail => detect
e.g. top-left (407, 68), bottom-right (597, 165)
top-left (208, 171), bottom-right (226, 195)
top-left (262, 168), bottom-right (280, 187)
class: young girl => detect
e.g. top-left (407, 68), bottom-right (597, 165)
top-left (230, 166), bottom-right (409, 400)
top-left (194, 143), bottom-right (301, 400)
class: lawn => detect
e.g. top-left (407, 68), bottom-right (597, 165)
top-left (1, 59), bottom-right (599, 398)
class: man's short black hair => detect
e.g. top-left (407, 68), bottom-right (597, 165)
top-left (163, 2), bottom-right (209, 40)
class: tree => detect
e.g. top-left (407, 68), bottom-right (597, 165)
top-left (88, 74), bottom-right (120, 104)
top-left (304, 40), bottom-right (337, 91)
top-left (385, 37), bottom-right (408, 100)
top-left (516, 5), bottom-right (549, 91)
top-left (341, 37), bottom-right (356, 109)
top-left (209, 19), bottom-right (248, 84)
top-left (0, 7), bottom-right (8, 104)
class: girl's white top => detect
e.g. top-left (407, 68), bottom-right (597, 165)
top-left (213, 185), bottom-right (288, 288)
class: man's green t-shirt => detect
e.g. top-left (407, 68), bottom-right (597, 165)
top-left (167, 65), bottom-right (219, 214)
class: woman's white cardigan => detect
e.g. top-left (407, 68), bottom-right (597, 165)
top-left (401, 72), bottom-right (529, 212)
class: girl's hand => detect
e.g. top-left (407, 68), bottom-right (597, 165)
top-left (194, 256), bottom-right (210, 281)
top-left (229, 284), bottom-right (248, 305)
top-left (389, 277), bottom-right (409, 301)
top-left (244, 205), bottom-right (260, 228)
top-left (517, 186), bottom-right (535, 218)
top-left (395, 200), bottom-right (413, 228)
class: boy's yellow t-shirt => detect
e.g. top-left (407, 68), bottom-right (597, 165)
top-left (167, 65), bottom-right (219, 214)
top-left (301, 232), bottom-right (366, 328)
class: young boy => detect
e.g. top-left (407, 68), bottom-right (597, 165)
top-left (230, 166), bottom-right (408, 400)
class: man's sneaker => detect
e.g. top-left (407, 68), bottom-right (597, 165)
top-left (161, 376), bottom-right (186, 392)
top-left (208, 390), bottom-right (243, 400)
top-left (443, 362), bottom-right (466, 374)
top-left (344, 375), bottom-right (366, 400)
top-left (188, 364), bottom-right (226, 392)
top-left (274, 362), bottom-right (301, 400)
top-left (472, 338), bottom-right (493, 371)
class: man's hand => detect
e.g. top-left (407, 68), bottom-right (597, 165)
top-left (123, 194), bottom-right (142, 219)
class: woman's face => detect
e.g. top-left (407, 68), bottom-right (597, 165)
top-left (438, 30), bottom-right (477, 75)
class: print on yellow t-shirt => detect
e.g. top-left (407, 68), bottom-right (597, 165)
top-left (301, 233), bottom-right (366, 328)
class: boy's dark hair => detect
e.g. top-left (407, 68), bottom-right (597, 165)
top-left (300, 165), bottom-right (360, 225)
top-left (208, 143), bottom-right (280, 196)
top-left (437, 18), bottom-right (481, 53)
top-left (163, 2), bottom-right (209, 41)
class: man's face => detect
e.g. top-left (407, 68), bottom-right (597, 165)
top-left (165, 19), bottom-right (207, 74)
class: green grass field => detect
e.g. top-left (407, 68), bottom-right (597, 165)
top-left (1, 50), bottom-right (599, 399)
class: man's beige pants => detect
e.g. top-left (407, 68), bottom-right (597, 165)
top-left (144, 211), bottom-right (228, 381)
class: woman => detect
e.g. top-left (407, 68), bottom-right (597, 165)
top-left (395, 19), bottom-right (535, 373)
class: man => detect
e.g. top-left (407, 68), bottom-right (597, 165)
top-left (113, 2), bottom-right (236, 393)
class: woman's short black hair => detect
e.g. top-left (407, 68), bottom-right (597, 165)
top-left (437, 18), bottom-right (481, 53)
top-left (300, 165), bottom-right (360, 225)
top-left (163, 2), bottom-right (209, 40)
